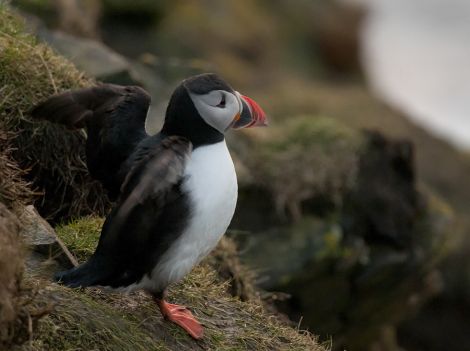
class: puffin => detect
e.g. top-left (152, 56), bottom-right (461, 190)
top-left (31, 73), bottom-right (267, 339)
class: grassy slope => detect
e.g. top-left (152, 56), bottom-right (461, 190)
top-left (22, 217), bottom-right (325, 351)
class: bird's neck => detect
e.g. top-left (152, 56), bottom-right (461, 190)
top-left (161, 119), bottom-right (224, 149)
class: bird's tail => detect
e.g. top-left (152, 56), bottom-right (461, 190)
top-left (54, 257), bottom-right (112, 288)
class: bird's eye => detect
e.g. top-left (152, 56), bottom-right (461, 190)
top-left (216, 94), bottom-right (226, 108)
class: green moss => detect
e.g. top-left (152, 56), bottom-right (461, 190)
top-left (413, 189), bottom-right (455, 266)
top-left (55, 216), bottom-right (103, 262)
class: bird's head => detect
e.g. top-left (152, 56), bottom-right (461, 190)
top-left (162, 73), bottom-right (267, 146)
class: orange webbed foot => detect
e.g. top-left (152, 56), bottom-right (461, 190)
top-left (157, 300), bottom-right (204, 339)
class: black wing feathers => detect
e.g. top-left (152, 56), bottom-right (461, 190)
top-left (121, 136), bottom-right (191, 201)
top-left (31, 84), bottom-right (150, 129)
top-left (31, 84), bottom-right (151, 199)
top-left (108, 136), bottom-right (192, 238)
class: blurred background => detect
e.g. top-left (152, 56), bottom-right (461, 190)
top-left (8, 0), bottom-right (470, 350)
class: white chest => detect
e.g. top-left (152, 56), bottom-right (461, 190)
top-left (182, 141), bottom-right (238, 236)
top-left (147, 140), bottom-right (238, 291)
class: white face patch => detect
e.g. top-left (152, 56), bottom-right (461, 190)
top-left (188, 90), bottom-right (241, 133)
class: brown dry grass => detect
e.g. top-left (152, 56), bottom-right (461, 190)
top-left (208, 236), bottom-right (258, 302)
top-left (0, 5), bottom-right (110, 221)
top-left (0, 125), bottom-right (33, 209)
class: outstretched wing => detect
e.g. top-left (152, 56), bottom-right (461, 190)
top-left (31, 84), bottom-right (151, 200)
top-left (55, 136), bottom-right (193, 288)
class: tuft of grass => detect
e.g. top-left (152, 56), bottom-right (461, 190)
top-left (55, 216), bottom-right (104, 262)
top-left (207, 236), bottom-right (258, 302)
top-left (0, 4), bottom-right (110, 221)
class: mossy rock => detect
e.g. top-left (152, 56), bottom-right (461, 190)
top-left (232, 127), bottom-right (453, 350)
top-left (237, 116), bottom-right (361, 220)
top-left (248, 188), bottom-right (453, 351)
